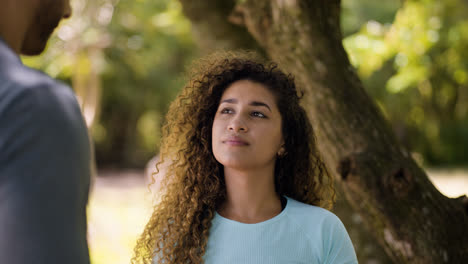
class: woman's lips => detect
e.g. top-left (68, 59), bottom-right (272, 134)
top-left (223, 137), bottom-right (249, 146)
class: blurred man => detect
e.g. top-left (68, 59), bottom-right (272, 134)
top-left (0, 0), bottom-right (91, 263)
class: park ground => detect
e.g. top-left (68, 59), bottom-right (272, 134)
top-left (87, 168), bottom-right (468, 264)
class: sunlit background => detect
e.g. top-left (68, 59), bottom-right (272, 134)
top-left (23, 0), bottom-right (468, 263)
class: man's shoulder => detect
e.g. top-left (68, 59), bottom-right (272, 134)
top-left (0, 65), bottom-right (90, 177)
top-left (0, 41), bottom-right (73, 103)
top-left (0, 65), bottom-right (78, 115)
top-left (0, 67), bottom-right (86, 151)
top-left (1, 61), bottom-right (68, 91)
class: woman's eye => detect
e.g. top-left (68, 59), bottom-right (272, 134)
top-left (220, 108), bottom-right (233, 114)
top-left (252, 111), bottom-right (266, 118)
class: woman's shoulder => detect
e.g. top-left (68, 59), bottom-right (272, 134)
top-left (283, 197), bottom-right (358, 263)
top-left (284, 196), bottom-right (343, 229)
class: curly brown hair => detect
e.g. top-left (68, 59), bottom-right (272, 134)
top-left (132, 51), bottom-right (334, 264)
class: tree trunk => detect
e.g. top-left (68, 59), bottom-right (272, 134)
top-left (179, 0), bottom-right (261, 54)
top-left (179, 0), bottom-right (468, 263)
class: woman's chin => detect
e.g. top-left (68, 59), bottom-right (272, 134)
top-left (219, 159), bottom-right (255, 170)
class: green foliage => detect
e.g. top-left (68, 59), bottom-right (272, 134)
top-left (341, 0), bottom-right (400, 37)
top-left (25, 0), bottom-right (468, 168)
top-left (25, 0), bottom-right (197, 168)
top-left (343, 0), bottom-right (468, 165)
top-left (97, 0), bottom-right (196, 167)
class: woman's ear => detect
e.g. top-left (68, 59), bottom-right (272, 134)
top-left (277, 141), bottom-right (287, 157)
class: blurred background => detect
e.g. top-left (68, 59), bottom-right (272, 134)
top-left (23, 0), bottom-right (467, 263)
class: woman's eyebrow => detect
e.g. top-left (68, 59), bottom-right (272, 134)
top-left (220, 98), bottom-right (271, 112)
top-left (221, 98), bottom-right (237, 104)
top-left (250, 101), bottom-right (271, 112)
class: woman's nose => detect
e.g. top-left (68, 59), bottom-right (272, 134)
top-left (228, 117), bottom-right (248, 132)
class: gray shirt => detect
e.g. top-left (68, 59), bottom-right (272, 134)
top-left (0, 37), bottom-right (91, 264)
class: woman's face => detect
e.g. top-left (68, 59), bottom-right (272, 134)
top-left (212, 80), bottom-right (284, 170)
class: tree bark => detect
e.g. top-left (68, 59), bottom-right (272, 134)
top-left (178, 0), bottom-right (261, 54)
top-left (236, 0), bottom-right (468, 263)
top-left (179, 0), bottom-right (468, 263)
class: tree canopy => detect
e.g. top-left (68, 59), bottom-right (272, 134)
top-left (25, 0), bottom-right (468, 168)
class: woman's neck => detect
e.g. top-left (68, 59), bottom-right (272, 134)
top-left (218, 166), bottom-right (282, 224)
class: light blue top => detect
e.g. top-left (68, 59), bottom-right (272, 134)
top-left (203, 196), bottom-right (358, 264)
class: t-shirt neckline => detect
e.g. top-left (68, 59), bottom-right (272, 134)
top-left (214, 196), bottom-right (291, 227)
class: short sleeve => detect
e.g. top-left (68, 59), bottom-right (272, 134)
top-left (322, 213), bottom-right (358, 264)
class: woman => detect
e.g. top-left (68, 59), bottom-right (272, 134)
top-left (133, 51), bottom-right (358, 264)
